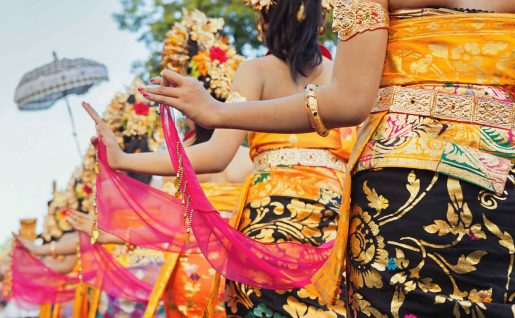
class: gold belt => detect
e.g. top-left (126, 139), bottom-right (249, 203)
top-left (253, 148), bottom-right (346, 173)
top-left (371, 86), bottom-right (515, 130)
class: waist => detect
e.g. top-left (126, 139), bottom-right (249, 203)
top-left (248, 130), bottom-right (344, 159)
top-left (382, 13), bottom-right (515, 87)
top-left (253, 148), bottom-right (347, 173)
top-left (371, 86), bottom-right (515, 130)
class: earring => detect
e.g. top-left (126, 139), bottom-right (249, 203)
top-left (319, 24), bottom-right (326, 35)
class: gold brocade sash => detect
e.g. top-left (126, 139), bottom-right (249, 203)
top-left (382, 13), bottom-right (515, 88)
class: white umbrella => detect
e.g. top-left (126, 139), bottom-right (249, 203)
top-left (14, 52), bottom-right (108, 157)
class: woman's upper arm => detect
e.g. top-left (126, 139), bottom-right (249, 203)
top-left (321, 0), bottom-right (389, 125)
top-left (206, 61), bottom-right (261, 168)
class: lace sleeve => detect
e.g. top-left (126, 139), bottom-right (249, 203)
top-left (332, 0), bottom-right (389, 41)
top-left (226, 91), bottom-right (247, 103)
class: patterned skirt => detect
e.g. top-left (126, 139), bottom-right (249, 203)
top-left (348, 167), bottom-right (515, 318)
top-left (225, 166), bottom-right (348, 318)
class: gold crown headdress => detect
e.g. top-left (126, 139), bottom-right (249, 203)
top-left (161, 9), bottom-right (244, 101)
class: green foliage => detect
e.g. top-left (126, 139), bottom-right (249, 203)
top-left (113, 0), bottom-right (337, 78)
top-left (113, 0), bottom-right (259, 78)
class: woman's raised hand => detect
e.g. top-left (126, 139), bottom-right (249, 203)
top-left (140, 69), bottom-right (223, 128)
top-left (82, 101), bottom-right (124, 169)
top-left (66, 210), bottom-right (95, 236)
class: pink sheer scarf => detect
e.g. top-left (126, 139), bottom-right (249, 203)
top-left (78, 233), bottom-right (158, 302)
top-left (96, 105), bottom-right (334, 290)
top-left (10, 238), bottom-right (78, 304)
top-left (9, 236), bottom-right (157, 305)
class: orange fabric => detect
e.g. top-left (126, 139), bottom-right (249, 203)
top-left (163, 253), bottom-right (226, 318)
top-left (200, 183), bottom-right (242, 212)
top-left (71, 283), bottom-right (88, 318)
top-left (39, 304), bottom-right (52, 318)
top-left (156, 181), bottom-right (242, 318)
top-left (248, 127), bottom-right (356, 161)
top-left (382, 13), bottom-right (515, 88)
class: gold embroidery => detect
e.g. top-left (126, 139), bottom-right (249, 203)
top-left (253, 148), bottom-right (347, 173)
top-left (371, 86), bottom-right (515, 130)
top-left (346, 170), bottom-right (515, 317)
top-left (332, 0), bottom-right (389, 41)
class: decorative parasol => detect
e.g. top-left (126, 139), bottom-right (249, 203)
top-left (14, 52), bottom-right (108, 157)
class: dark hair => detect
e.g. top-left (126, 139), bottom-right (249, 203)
top-left (262, 0), bottom-right (323, 81)
top-left (193, 124), bottom-right (214, 144)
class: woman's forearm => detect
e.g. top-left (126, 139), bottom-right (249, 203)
top-left (36, 233), bottom-right (79, 256)
top-left (217, 83), bottom-right (364, 132)
top-left (115, 130), bottom-right (243, 176)
top-left (43, 255), bottom-right (78, 274)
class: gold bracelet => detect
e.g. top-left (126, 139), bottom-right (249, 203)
top-left (50, 241), bottom-right (57, 258)
top-left (304, 84), bottom-right (329, 137)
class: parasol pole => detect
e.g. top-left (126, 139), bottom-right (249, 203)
top-left (53, 52), bottom-right (81, 158)
top-left (64, 95), bottom-right (82, 158)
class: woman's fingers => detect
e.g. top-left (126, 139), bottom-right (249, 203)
top-left (149, 77), bottom-right (163, 85)
top-left (81, 102), bottom-right (103, 124)
top-left (67, 217), bottom-right (85, 233)
top-left (90, 136), bottom-right (98, 146)
top-left (82, 102), bottom-right (114, 138)
top-left (142, 92), bottom-right (182, 109)
top-left (68, 211), bottom-right (94, 234)
top-left (141, 85), bottom-right (181, 98)
top-left (161, 69), bottom-right (185, 87)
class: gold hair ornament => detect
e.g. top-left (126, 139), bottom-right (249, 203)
top-left (297, 2), bottom-right (306, 22)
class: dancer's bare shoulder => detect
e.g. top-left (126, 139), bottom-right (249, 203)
top-left (389, 0), bottom-right (514, 13)
top-left (231, 58), bottom-right (265, 100)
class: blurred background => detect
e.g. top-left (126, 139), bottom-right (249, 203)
top-left (0, 0), bottom-right (335, 247)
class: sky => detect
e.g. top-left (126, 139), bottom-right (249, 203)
top-left (0, 1), bottom-right (149, 241)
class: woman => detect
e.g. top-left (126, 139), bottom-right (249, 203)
top-left (83, 1), bottom-right (355, 316)
top-left (141, 0), bottom-right (515, 317)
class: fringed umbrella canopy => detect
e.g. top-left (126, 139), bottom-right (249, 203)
top-left (14, 53), bottom-right (108, 157)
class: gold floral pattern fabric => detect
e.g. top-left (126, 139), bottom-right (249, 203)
top-left (347, 168), bottom-right (514, 317)
top-left (163, 253), bottom-right (226, 318)
top-left (332, 0), bottom-right (389, 41)
top-left (382, 14), bottom-right (515, 88)
top-left (225, 166), bottom-right (348, 318)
